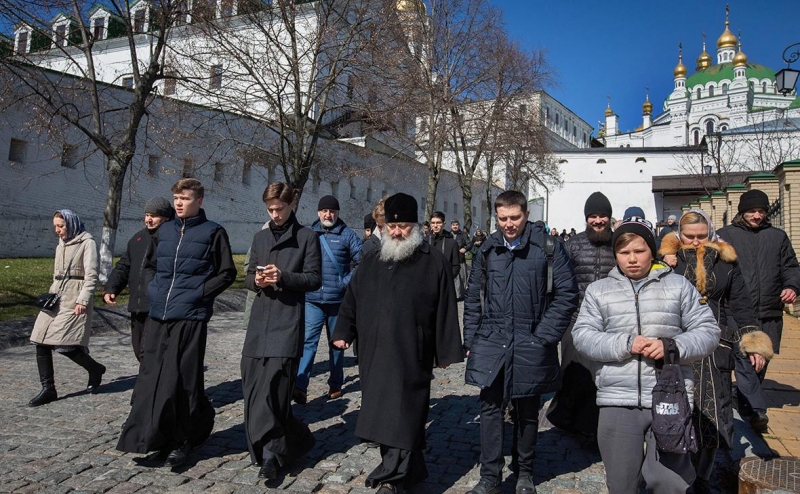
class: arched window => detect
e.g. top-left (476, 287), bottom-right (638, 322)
top-left (693, 130), bottom-right (700, 145)
top-left (720, 125), bottom-right (728, 131)
top-left (706, 120), bottom-right (714, 135)
top-left (596, 159), bottom-right (607, 164)
top-left (696, 88), bottom-right (701, 99)
top-left (762, 82), bottom-right (768, 93)
top-left (722, 83), bottom-right (728, 94)
top-left (709, 86), bottom-right (715, 97)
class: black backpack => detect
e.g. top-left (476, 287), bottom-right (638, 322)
top-left (651, 338), bottom-right (698, 454)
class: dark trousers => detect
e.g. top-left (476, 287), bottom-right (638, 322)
top-left (760, 317), bottom-right (783, 354)
top-left (130, 312), bottom-right (149, 362)
top-left (597, 407), bottom-right (695, 494)
top-left (479, 369), bottom-right (540, 483)
top-left (116, 319), bottom-right (214, 454)
top-left (733, 351), bottom-right (768, 415)
top-left (365, 445), bottom-right (428, 489)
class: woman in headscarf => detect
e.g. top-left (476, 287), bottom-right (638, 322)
top-left (29, 209), bottom-right (105, 407)
top-left (659, 209), bottom-right (773, 493)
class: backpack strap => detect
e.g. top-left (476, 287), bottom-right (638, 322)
top-left (319, 235), bottom-right (344, 281)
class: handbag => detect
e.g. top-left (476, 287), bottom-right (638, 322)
top-left (34, 247), bottom-right (80, 313)
top-left (34, 292), bottom-right (61, 311)
top-left (651, 338), bottom-right (698, 454)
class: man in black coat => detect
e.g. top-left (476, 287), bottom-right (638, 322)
top-left (104, 197), bottom-right (174, 362)
top-left (451, 220), bottom-right (472, 300)
top-left (428, 211), bottom-right (460, 281)
top-left (463, 190), bottom-right (578, 494)
top-left (332, 193), bottom-right (463, 494)
top-left (717, 189), bottom-right (800, 426)
top-left (546, 191), bottom-right (615, 435)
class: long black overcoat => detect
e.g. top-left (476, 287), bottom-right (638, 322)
top-left (243, 215), bottom-right (321, 358)
top-left (332, 242), bottom-right (464, 451)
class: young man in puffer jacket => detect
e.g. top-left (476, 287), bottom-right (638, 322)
top-left (573, 217), bottom-right (720, 494)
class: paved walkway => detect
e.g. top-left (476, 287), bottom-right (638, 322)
top-left (0, 308), bottom-right (792, 493)
top-left (760, 315), bottom-right (800, 458)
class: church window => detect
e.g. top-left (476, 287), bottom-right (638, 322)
top-left (696, 88), bottom-right (701, 99)
top-left (242, 162), bottom-right (251, 186)
top-left (221, 0), bottom-right (234, 16)
top-left (635, 157), bottom-right (647, 163)
top-left (122, 77), bottom-right (133, 88)
top-left (134, 9), bottom-right (146, 32)
top-left (693, 130), bottom-right (699, 145)
top-left (55, 24), bottom-right (67, 47)
top-left (709, 86), bottom-right (714, 97)
top-left (92, 18), bottom-right (105, 40)
top-left (762, 82), bottom-right (768, 93)
top-left (722, 83), bottom-right (728, 94)
top-left (596, 159), bottom-right (606, 164)
top-left (164, 71), bottom-right (177, 95)
top-left (16, 30), bottom-right (27, 54)
top-left (720, 125), bottom-right (728, 131)
top-left (210, 64), bottom-right (223, 89)
top-left (8, 138), bottom-right (27, 163)
top-left (555, 114), bottom-right (559, 125)
top-left (705, 120), bottom-right (714, 135)
top-left (519, 104), bottom-right (527, 117)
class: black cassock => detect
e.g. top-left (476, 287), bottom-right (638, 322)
top-left (332, 242), bottom-right (464, 452)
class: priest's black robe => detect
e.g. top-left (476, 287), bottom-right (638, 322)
top-left (332, 242), bottom-right (464, 452)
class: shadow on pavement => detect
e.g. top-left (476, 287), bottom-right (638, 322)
top-left (206, 378), bottom-right (243, 408)
top-left (95, 374), bottom-right (137, 395)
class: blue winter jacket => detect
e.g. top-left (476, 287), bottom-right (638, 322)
top-left (463, 221), bottom-right (579, 398)
top-left (306, 218), bottom-right (362, 305)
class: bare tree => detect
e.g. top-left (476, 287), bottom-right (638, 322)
top-left (167, 0), bottom-right (402, 202)
top-left (0, 0), bottom-right (184, 279)
top-left (447, 36), bottom-right (553, 232)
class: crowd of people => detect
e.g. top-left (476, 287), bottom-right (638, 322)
top-left (27, 179), bottom-right (800, 494)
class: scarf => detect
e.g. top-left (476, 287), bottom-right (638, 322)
top-left (56, 209), bottom-right (86, 242)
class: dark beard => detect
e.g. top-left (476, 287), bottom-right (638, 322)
top-left (586, 224), bottom-right (612, 245)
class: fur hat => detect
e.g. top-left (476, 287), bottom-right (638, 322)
top-left (317, 195), bottom-right (340, 211)
top-left (612, 217), bottom-right (657, 257)
top-left (584, 191), bottom-right (612, 219)
top-left (384, 193), bottom-right (418, 223)
top-left (738, 190), bottom-right (769, 214)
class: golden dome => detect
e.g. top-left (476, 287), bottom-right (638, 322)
top-left (733, 41), bottom-right (747, 67)
top-left (716, 7), bottom-right (737, 48)
top-left (397, 0), bottom-right (425, 14)
top-left (604, 103), bottom-right (613, 117)
top-left (696, 37), bottom-right (712, 71)
top-left (642, 96), bottom-right (652, 115)
top-left (674, 53), bottom-right (687, 78)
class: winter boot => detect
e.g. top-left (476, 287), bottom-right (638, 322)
top-left (29, 349), bottom-right (57, 407)
top-left (64, 349), bottom-right (106, 393)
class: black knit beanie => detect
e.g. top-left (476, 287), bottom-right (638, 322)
top-left (612, 217), bottom-right (657, 258)
top-left (364, 213), bottom-right (376, 230)
top-left (738, 189), bottom-right (769, 213)
top-left (318, 195), bottom-right (340, 211)
top-left (584, 191), bottom-right (612, 219)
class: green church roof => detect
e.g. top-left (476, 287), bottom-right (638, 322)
top-left (686, 62), bottom-right (775, 88)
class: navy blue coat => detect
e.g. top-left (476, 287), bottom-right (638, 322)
top-left (148, 210), bottom-right (236, 322)
top-left (464, 221), bottom-right (578, 398)
top-left (306, 218), bottom-right (362, 305)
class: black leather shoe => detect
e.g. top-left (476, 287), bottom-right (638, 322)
top-left (292, 388), bottom-right (307, 405)
top-left (164, 444), bottom-right (190, 467)
top-left (751, 410), bottom-right (769, 434)
top-left (86, 364), bottom-right (106, 393)
top-left (516, 475), bottom-right (537, 494)
top-left (258, 456), bottom-right (278, 479)
top-left (466, 478), bottom-right (502, 494)
top-left (28, 386), bottom-right (57, 407)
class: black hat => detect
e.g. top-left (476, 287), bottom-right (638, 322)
top-left (318, 195), bottom-right (340, 211)
top-left (584, 191), bottom-right (612, 219)
top-left (612, 217), bottom-right (657, 258)
top-left (144, 197), bottom-right (174, 219)
top-left (384, 193), bottom-right (418, 223)
top-left (364, 213), bottom-right (376, 230)
top-left (738, 189), bottom-right (769, 213)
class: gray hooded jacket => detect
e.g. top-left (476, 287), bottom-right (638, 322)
top-left (573, 263), bottom-right (720, 408)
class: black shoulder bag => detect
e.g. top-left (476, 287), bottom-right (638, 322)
top-left (651, 338), bottom-right (698, 454)
top-left (34, 247), bottom-right (80, 312)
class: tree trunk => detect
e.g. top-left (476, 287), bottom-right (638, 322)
top-left (425, 162), bottom-right (439, 221)
top-left (461, 179), bottom-right (473, 233)
top-left (98, 157), bottom-right (126, 283)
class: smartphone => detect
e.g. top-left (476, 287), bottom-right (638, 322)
top-left (256, 265), bottom-right (266, 272)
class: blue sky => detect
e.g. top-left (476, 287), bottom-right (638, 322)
top-left (493, 0), bottom-right (800, 134)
